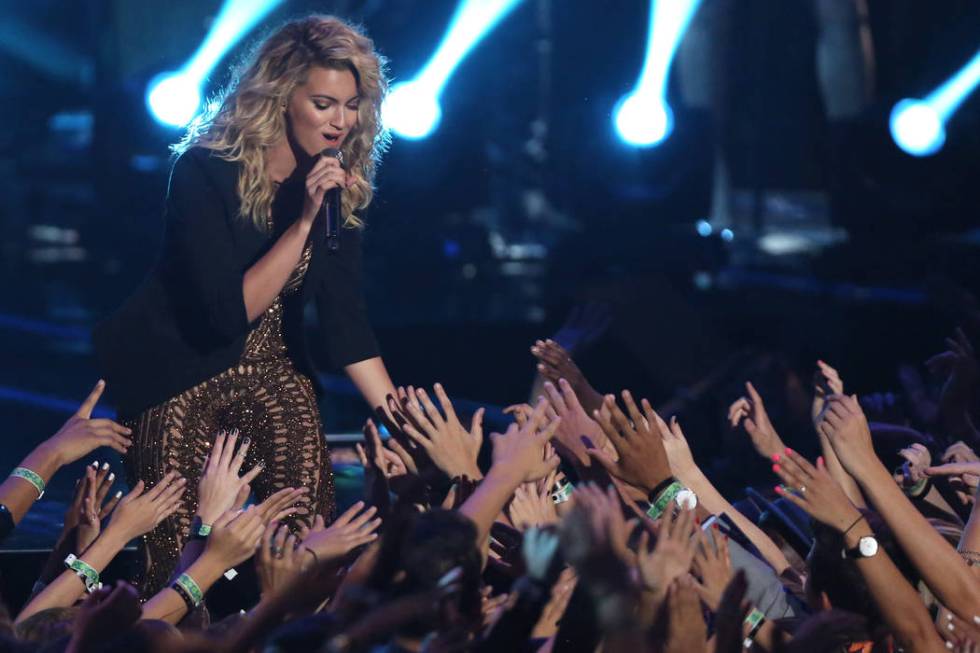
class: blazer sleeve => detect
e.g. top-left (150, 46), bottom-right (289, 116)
top-left (164, 150), bottom-right (250, 344)
top-left (314, 225), bottom-right (381, 368)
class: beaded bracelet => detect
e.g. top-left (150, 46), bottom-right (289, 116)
top-left (64, 554), bottom-right (100, 593)
top-left (173, 573), bottom-right (203, 607)
top-left (11, 467), bottom-right (45, 499)
top-left (646, 480), bottom-right (684, 519)
top-left (742, 607), bottom-right (766, 648)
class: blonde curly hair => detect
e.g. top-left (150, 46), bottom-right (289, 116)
top-left (174, 15), bottom-right (389, 229)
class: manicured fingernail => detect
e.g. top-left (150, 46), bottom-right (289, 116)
top-left (91, 460), bottom-right (99, 467)
top-left (774, 485), bottom-right (784, 495)
top-left (974, 615), bottom-right (980, 625)
top-left (772, 464), bottom-right (781, 473)
top-left (101, 462), bottom-right (110, 471)
top-left (947, 622), bottom-right (954, 631)
top-left (243, 436), bottom-right (251, 445)
top-left (946, 642), bottom-right (954, 650)
top-left (817, 456), bottom-right (824, 467)
top-left (108, 473), bottom-right (115, 482)
top-left (771, 453), bottom-right (780, 462)
top-left (114, 490), bottom-right (123, 499)
top-left (785, 447), bottom-right (793, 454)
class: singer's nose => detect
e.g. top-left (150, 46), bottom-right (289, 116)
top-left (331, 106), bottom-right (348, 131)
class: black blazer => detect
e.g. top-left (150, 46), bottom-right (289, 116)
top-left (93, 147), bottom-right (379, 419)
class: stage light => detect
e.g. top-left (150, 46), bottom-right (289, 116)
top-left (890, 48), bottom-right (980, 157)
top-left (614, 0), bottom-right (702, 147)
top-left (696, 219), bottom-right (712, 237)
top-left (146, 0), bottom-right (284, 127)
top-left (383, 0), bottom-right (525, 139)
top-left (720, 228), bottom-right (734, 242)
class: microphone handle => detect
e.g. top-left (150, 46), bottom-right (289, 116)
top-left (324, 187), bottom-right (340, 251)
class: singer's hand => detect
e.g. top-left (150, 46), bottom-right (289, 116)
top-left (301, 154), bottom-right (350, 226)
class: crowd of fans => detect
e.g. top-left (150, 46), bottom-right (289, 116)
top-left (1, 308), bottom-right (979, 653)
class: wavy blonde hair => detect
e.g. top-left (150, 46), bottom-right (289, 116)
top-left (174, 15), bottom-right (389, 229)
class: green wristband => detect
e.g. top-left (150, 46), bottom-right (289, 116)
top-left (742, 607), bottom-right (766, 648)
top-left (646, 481), bottom-right (684, 519)
top-left (551, 482), bottom-right (574, 504)
top-left (175, 572), bottom-right (204, 606)
top-left (64, 554), bottom-right (100, 593)
top-left (11, 467), bottom-right (45, 498)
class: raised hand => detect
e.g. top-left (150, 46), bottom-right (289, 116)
top-left (74, 462), bottom-right (122, 552)
top-left (542, 379), bottom-right (614, 467)
top-left (105, 472), bottom-right (187, 543)
top-left (508, 478), bottom-right (559, 531)
top-left (895, 443), bottom-right (931, 490)
top-left (636, 504), bottom-right (697, 600)
top-left (924, 461), bottom-right (980, 501)
top-left (771, 449), bottom-right (862, 532)
top-left (489, 399), bottom-right (561, 484)
top-left (204, 505), bottom-right (265, 569)
top-left (47, 380), bottom-right (133, 464)
top-left (691, 527), bottom-right (732, 612)
top-left (399, 384), bottom-right (484, 480)
top-left (661, 577), bottom-right (708, 653)
top-left (357, 419), bottom-right (409, 481)
top-left (253, 486), bottom-right (309, 525)
top-left (521, 526), bottom-right (563, 584)
top-left (812, 360), bottom-right (844, 425)
top-left (728, 381), bottom-right (785, 460)
top-left (196, 430), bottom-right (263, 525)
top-left (300, 501), bottom-right (381, 561)
top-left (590, 391), bottom-right (672, 494)
top-left (531, 339), bottom-right (604, 415)
top-left (256, 522), bottom-right (304, 597)
top-left (656, 413), bottom-right (700, 484)
top-left (816, 394), bottom-right (879, 478)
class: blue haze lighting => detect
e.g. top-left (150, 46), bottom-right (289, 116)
top-left (383, 0), bottom-right (525, 139)
top-left (696, 219), bottom-right (712, 237)
top-left (720, 228), bottom-right (734, 242)
top-left (890, 48), bottom-right (980, 156)
top-left (147, 0), bottom-right (284, 127)
top-left (614, 0), bottom-right (702, 147)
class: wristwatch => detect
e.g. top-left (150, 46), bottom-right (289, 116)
top-left (843, 535), bottom-right (879, 559)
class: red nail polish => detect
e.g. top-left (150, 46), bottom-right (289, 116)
top-left (771, 453), bottom-right (781, 462)
top-left (772, 464), bottom-right (780, 473)
top-left (774, 485), bottom-right (784, 494)
top-left (817, 456), bottom-right (825, 467)
top-left (785, 446), bottom-right (793, 454)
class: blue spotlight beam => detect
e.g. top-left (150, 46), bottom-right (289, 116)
top-left (384, 0), bottom-right (525, 140)
top-left (147, 0), bottom-right (284, 127)
top-left (614, 0), bottom-right (702, 147)
top-left (185, 0), bottom-right (284, 82)
top-left (891, 47), bottom-right (980, 157)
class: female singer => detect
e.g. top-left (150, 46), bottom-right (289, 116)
top-left (94, 15), bottom-right (396, 592)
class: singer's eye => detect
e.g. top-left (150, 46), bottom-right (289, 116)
top-left (314, 103), bottom-right (329, 111)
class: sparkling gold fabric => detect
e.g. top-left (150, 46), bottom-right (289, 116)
top-left (123, 238), bottom-right (335, 595)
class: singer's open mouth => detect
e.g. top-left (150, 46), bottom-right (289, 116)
top-left (323, 133), bottom-right (341, 143)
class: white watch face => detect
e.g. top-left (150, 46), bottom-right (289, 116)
top-left (675, 489), bottom-right (698, 511)
top-left (858, 536), bottom-right (879, 557)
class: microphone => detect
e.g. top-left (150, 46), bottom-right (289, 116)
top-left (320, 147), bottom-right (343, 251)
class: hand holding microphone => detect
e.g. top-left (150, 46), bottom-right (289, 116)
top-left (300, 149), bottom-right (350, 243)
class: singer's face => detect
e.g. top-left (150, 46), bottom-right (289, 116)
top-left (286, 66), bottom-right (360, 157)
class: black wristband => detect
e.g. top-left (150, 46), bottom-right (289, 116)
top-left (171, 580), bottom-right (196, 611)
top-left (646, 477), bottom-right (678, 504)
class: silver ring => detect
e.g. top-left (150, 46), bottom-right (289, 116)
top-left (799, 486), bottom-right (807, 494)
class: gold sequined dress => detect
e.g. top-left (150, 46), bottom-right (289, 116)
top-left (123, 233), bottom-right (335, 595)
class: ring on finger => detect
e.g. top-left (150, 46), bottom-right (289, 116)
top-left (799, 486), bottom-right (807, 494)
